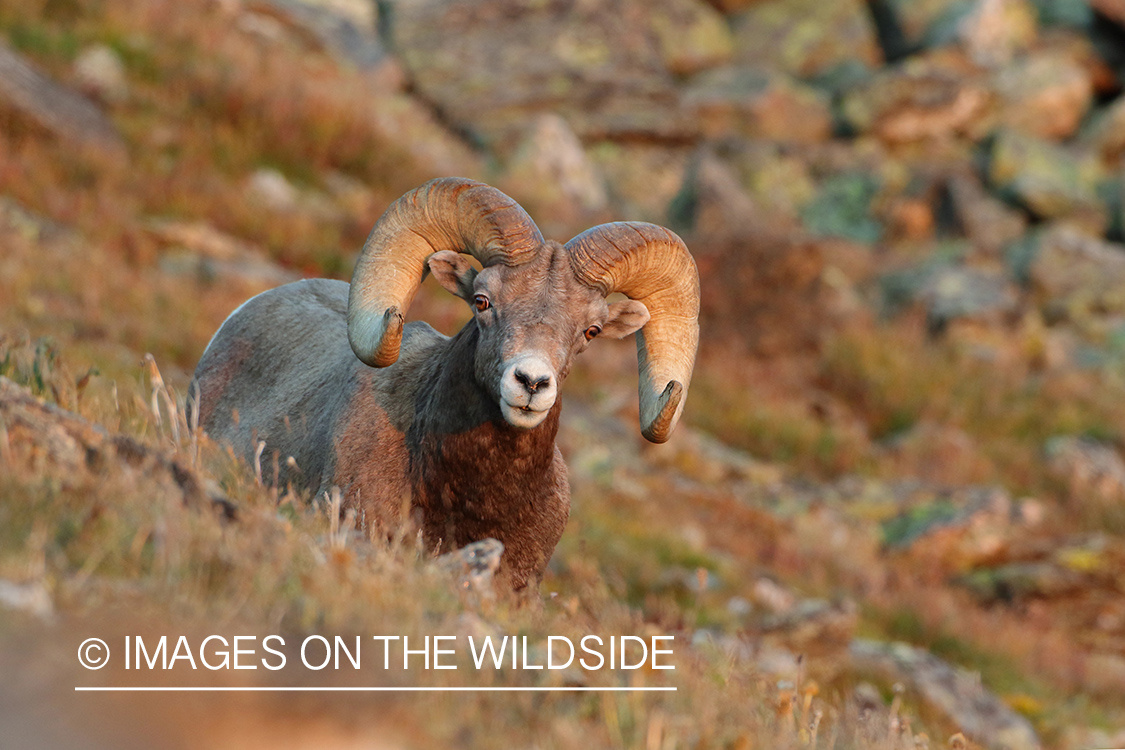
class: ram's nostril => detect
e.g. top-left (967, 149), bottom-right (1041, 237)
top-left (514, 369), bottom-right (551, 393)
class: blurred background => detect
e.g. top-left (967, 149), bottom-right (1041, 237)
top-left (2, 0), bottom-right (1125, 747)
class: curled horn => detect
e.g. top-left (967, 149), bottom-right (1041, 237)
top-left (565, 223), bottom-right (700, 443)
top-left (348, 178), bottom-right (543, 367)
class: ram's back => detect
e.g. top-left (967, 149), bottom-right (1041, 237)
top-left (190, 278), bottom-right (368, 489)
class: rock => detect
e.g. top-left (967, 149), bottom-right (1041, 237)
top-left (840, 55), bottom-right (992, 144)
top-left (1030, 0), bottom-right (1094, 27)
top-left (683, 66), bottom-right (832, 144)
top-left (248, 0), bottom-right (388, 68)
top-left (0, 40), bottom-right (125, 157)
top-left (387, 0), bottom-right (694, 147)
top-left (916, 266), bottom-right (1019, 330)
top-left (244, 168), bottom-right (342, 221)
top-left (502, 114), bottom-right (609, 233)
top-left (648, 0), bottom-right (735, 76)
top-left (849, 639), bottom-right (1042, 750)
top-left (0, 376), bottom-right (235, 519)
top-left (0, 580), bottom-right (53, 622)
top-left (801, 172), bottom-right (883, 244)
top-left (760, 598), bottom-right (858, 667)
top-left (247, 168), bottom-right (300, 211)
top-left (724, 142), bottom-right (817, 227)
top-left (880, 485), bottom-right (1014, 573)
top-left (957, 0), bottom-right (1039, 66)
top-left (1086, 94), bottom-right (1125, 163)
top-left (588, 142), bottom-right (692, 224)
top-left (1091, 0), bottom-right (1125, 28)
top-left (958, 561), bottom-right (1087, 601)
top-left (435, 538), bottom-right (504, 597)
top-left (870, 0), bottom-right (966, 57)
top-left (942, 173), bottom-right (1028, 255)
top-left (729, 0), bottom-right (881, 78)
top-left (1045, 435), bottom-right (1125, 507)
top-left (1028, 227), bottom-right (1125, 327)
top-left (72, 44), bottom-right (128, 103)
top-left (145, 219), bottom-right (298, 287)
top-left (988, 129), bottom-right (1107, 232)
top-left (668, 149), bottom-right (759, 236)
top-left (993, 51), bottom-right (1094, 140)
top-left (366, 94), bottom-right (485, 177)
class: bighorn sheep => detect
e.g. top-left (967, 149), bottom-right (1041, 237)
top-left (191, 178), bottom-right (699, 589)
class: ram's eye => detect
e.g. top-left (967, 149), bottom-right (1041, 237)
top-left (474, 294), bottom-right (491, 312)
top-left (584, 325), bottom-right (601, 341)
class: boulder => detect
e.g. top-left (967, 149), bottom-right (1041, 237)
top-left (801, 172), bottom-right (883, 244)
top-left (1045, 435), bottom-right (1125, 507)
top-left (500, 115), bottom-right (608, 237)
top-left (724, 142), bottom-right (817, 227)
top-left (915, 266), bottom-right (1020, 330)
top-left (386, 0), bottom-right (697, 147)
top-left (72, 44), bottom-right (128, 103)
top-left (993, 50), bottom-right (1094, 140)
top-left (872, 0), bottom-right (1037, 63)
top-left (942, 173), bottom-right (1028, 255)
top-left (682, 66), bottom-right (833, 144)
top-left (0, 41), bottom-right (125, 157)
top-left (647, 0), bottom-right (735, 76)
top-left (1028, 227), bottom-right (1125, 326)
top-left (1091, 0), bottom-right (1125, 28)
top-left (729, 0), bottom-right (882, 78)
top-left (957, 0), bottom-right (1039, 66)
top-left (667, 149), bottom-right (759, 236)
top-left (840, 56), bottom-right (993, 144)
top-left (987, 129), bottom-right (1107, 232)
top-left (849, 639), bottom-right (1042, 750)
top-left (588, 142), bottom-right (692, 224)
top-left (1086, 94), bottom-right (1125, 163)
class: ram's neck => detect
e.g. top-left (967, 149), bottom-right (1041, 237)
top-left (407, 323), bottom-right (562, 546)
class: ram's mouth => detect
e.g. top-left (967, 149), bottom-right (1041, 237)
top-left (501, 400), bottom-right (552, 429)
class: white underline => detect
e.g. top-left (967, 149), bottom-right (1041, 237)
top-left (75, 686), bottom-right (676, 692)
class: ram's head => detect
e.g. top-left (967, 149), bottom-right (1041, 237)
top-left (347, 178), bottom-right (700, 443)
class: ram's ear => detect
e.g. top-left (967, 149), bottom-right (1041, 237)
top-left (602, 299), bottom-right (650, 339)
top-left (427, 250), bottom-right (478, 302)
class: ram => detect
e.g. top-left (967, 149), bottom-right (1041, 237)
top-left (191, 178), bottom-right (700, 590)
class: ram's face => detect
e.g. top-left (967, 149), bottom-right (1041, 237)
top-left (428, 242), bottom-right (649, 430)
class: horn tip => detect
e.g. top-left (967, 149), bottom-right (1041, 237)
top-left (350, 306), bottom-right (404, 368)
top-left (641, 380), bottom-right (684, 444)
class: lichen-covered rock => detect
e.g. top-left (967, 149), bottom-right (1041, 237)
top-left (957, 0), bottom-right (1039, 66)
top-left (387, 0), bottom-right (695, 146)
top-left (801, 172), bottom-right (883, 244)
top-left (988, 129), bottom-right (1107, 231)
top-left (729, 0), bottom-right (882, 79)
top-left (916, 266), bottom-right (1020, 330)
top-left (944, 173), bottom-right (1028, 255)
top-left (1086, 94), bottom-right (1125, 162)
top-left (667, 149), bottom-right (759, 236)
top-left (840, 55), bottom-right (993, 144)
top-left (1028, 227), bottom-right (1125, 330)
top-left (993, 50), bottom-right (1094, 140)
top-left (874, 0), bottom-right (1037, 63)
top-left (588, 142), bottom-right (692, 224)
top-left (724, 142), bottom-right (817, 226)
top-left (648, 0), bottom-right (735, 76)
top-left (850, 639), bottom-right (1042, 750)
top-left (1046, 435), bottom-right (1125, 507)
top-left (682, 66), bottom-right (832, 144)
top-left (501, 114), bottom-right (609, 234)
